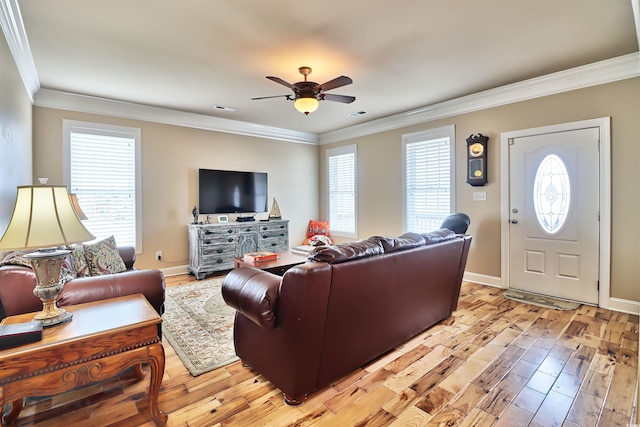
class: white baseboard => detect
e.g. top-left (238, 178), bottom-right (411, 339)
top-left (608, 297), bottom-right (640, 315)
top-left (463, 272), bottom-right (503, 289)
top-left (160, 264), bottom-right (189, 277)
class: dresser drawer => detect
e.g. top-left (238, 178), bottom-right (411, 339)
top-left (200, 235), bottom-right (237, 246)
top-left (237, 225), bottom-right (259, 234)
top-left (200, 226), bottom-right (236, 237)
top-left (258, 223), bottom-right (288, 233)
top-left (201, 244), bottom-right (236, 257)
top-left (201, 245), bottom-right (236, 268)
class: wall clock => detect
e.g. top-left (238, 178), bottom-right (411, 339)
top-left (466, 133), bottom-right (489, 186)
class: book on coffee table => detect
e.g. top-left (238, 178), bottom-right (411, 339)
top-left (243, 251), bottom-right (278, 263)
top-left (0, 320), bottom-right (43, 350)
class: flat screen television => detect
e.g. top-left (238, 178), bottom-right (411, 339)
top-left (198, 169), bottom-right (268, 214)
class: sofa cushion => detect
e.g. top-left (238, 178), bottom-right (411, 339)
top-left (422, 228), bottom-right (457, 244)
top-left (83, 236), bottom-right (127, 276)
top-left (371, 232), bottom-right (426, 253)
top-left (309, 238), bottom-right (384, 264)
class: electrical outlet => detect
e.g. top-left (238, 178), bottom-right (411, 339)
top-left (156, 251), bottom-right (162, 261)
top-left (473, 191), bottom-right (487, 201)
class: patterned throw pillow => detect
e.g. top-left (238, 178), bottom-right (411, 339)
top-left (59, 253), bottom-right (77, 283)
top-left (308, 235), bottom-right (333, 246)
top-left (70, 245), bottom-right (91, 277)
top-left (303, 220), bottom-right (330, 245)
top-left (83, 235), bottom-right (127, 276)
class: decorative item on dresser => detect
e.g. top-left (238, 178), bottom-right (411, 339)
top-left (188, 219), bottom-right (289, 279)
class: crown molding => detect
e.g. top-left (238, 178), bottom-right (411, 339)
top-left (0, 0), bottom-right (39, 101)
top-left (319, 52), bottom-right (640, 144)
top-left (34, 89), bottom-right (319, 145)
top-left (4, 0), bottom-right (639, 146)
top-left (35, 52), bottom-right (639, 147)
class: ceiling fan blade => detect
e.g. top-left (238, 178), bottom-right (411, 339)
top-left (251, 95), bottom-right (291, 100)
top-left (318, 76), bottom-right (352, 92)
top-left (322, 93), bottom-right (356, 104)
top-left (266, 76), bottom-right (295, 89)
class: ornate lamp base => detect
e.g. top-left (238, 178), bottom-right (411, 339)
top-left (24, 249), bottom-right (73, 327)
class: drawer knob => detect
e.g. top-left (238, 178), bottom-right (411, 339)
top-left (217, 259), bottom-right (223, 263)
top-left (217, 249), bottom-right (223, 253)
top-left (204, 240), bottom-right (211, 244)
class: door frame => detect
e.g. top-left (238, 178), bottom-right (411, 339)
top-left (500, 117), bottom-right (611, 308)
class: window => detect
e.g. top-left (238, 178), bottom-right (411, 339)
top-left (63, 120), bottom-right (142, 252)
top-left (327, 145), bottom-right (357, 237)
top-left (403, 125), bottom-right (455, 233)
top-left (533, 154), bottom-right (571, 234)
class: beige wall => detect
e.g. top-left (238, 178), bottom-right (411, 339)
top-left (32, 107), bottom-right (319, 269)
top-left (0, 34), bottom-right (33, 232)
top-left (320, 77), bottom-right (640, 301)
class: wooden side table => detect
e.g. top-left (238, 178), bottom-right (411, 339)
top-left (0, 294), bottom-right (167, 426)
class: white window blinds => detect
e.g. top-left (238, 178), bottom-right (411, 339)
top-left (64, 121), bottom-right (141, 250)
top-left (404, 126), bottom-right (455, 233)
top-left (327, 145), bottom-right (357, 236)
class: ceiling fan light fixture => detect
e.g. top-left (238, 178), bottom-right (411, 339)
top-left (294, 96), bottom-right (319, 115)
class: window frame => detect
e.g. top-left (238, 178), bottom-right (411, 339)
top-left (326, 144), bottom-right (358, 238)
top-left (402, 125), bottom-right (456, 233)
top-left (62, 119), bottom-right (142, 253)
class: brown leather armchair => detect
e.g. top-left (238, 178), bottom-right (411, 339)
top-left (0, 247), bottom-right (165, 321)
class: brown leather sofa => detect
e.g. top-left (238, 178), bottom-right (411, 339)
top-left (0, 247), bottom-right (165, 321)
top-left (222, 229), bottom-right (472, 405)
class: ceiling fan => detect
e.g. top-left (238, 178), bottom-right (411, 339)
top-left (251, 67), bottom-right (356, 115)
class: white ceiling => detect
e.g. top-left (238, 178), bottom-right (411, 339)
top-left (10, 0), bottom-right (640, 136)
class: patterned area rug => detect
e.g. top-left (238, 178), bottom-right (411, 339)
top-left (503, 289), bottom-right (580, 311)
top-left (162, 278), bottom-right (238, 376)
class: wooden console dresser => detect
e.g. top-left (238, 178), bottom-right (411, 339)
top-left (0, 294), bottom-right (167, 426)
top-left (188, 219), bottom-right (289, 279)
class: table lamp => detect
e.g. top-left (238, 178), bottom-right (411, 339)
top-left (69, 193), bottom-right (88, 220)
top-left (0, 185), bottom-right (95, 326)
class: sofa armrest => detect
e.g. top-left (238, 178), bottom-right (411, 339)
top-left (117, 246), bottom-right (136, 270)
top-left (222, 267), bottom-right (281, 329)
top-left (58, 269), bottom-right (165, 315)
top-left (0, 265), bottom-right (42, 317)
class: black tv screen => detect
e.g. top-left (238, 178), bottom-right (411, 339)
top-left (198, 169), bottom-right (268, 214)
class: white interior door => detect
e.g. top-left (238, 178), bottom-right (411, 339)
top-left (508, 127), bottom-right (599, 304)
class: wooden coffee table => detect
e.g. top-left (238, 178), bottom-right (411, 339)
top-left (234, 250), bottom-right (308, 275)
top-left (0, 294), bottom-right (167, 426)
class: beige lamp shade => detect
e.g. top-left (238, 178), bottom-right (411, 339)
top-left (0, 185), bottom-right (95, 250)
top-left (69, 193), bottom-right (88, 220)
top-left (294, 96), bottom-right (319, 115)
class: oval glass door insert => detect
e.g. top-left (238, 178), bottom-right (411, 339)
top-left (533, 154), bottom-right (570, 234)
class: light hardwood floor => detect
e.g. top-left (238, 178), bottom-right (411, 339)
top-left (11, 274), bottom-right (639, 427)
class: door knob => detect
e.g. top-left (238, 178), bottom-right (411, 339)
top-left (511, 219), bottom-right (518, 224)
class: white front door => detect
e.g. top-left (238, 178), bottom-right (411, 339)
top-left (508, 126), bottom-right (600, 304)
